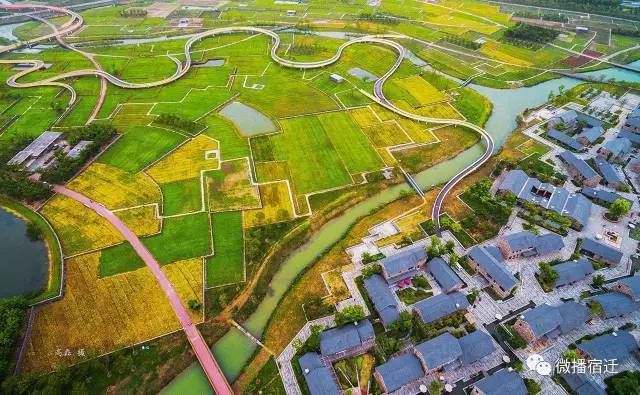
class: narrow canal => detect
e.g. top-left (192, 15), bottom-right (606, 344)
top-left (163, 60), bottom-right (640, 393)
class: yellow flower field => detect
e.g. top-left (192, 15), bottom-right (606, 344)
top-left (23, 252), bottom-right (203, 372)
top-left (114, 205), bottom-right (161, 237)
top-left (147, 134), bottom-right (219, 184)
top-left (40, 195), bottom-right (124, 256)
top-left (67, 163), bottom-right (161, 209)
top-left (481, 42), bottom-right (533, 67)
top-left (243, 182), bottom-right (295, 228)
top-left (254, 161), bottom-right (290, 183)
top-left (394, 75), bottom-right (448, 106)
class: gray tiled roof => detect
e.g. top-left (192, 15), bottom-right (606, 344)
top-left (298, 352), bottom-right (341, 395)
top-left (561, 194), bottom-right (592, 228)
top-left (552, 109), bottom-right (578, 125)
top-left (319, 319), bottom-right (374, 356)
top-left (458, 330), bottom-right (496, 365)
top-left (616, 275), bottom-right (640, 300)
top-left (374, 352), bottom-right (424, 393)
top-left (579, 187), bottom-right (624, 205)
top-left (602, 138), bottom-right (631, 157)
top-left (618, 130), bottom-right (640, 144)
top-left (412, 292), bottom-right (469, 324)
top-left (559, 151), bottom-right (599, 179)
top-left (363, 274), bottom-right (400, 327)
top-left (553, 259), bottom-right (594, 287)
top-left (427, 257), bottom-right (463, 293)
top-left (577, 126), bottom-right (604, 144)
top-left (580, 238), bottom-right (623, 264)
top-left (594, 157), bottom-right (623, 185)
top-left (577, 331), bottom-right (638, 361)
top-left (67, 140), bottom-right (92, 159)
top-left (560, 374), bottom-right (606, 395)
top-left (473, 369), bottom-right (527, 395)
top-left (468, 246), bottom-right (518, 292)
top-left (520, 302), bottom-right (589, 339)
top-left (536, 233), bottom-right (565, 255)
top-left (548, 129), bottom-right (583, 150)
top-left (414, 332), bottom-right (462, 370)
top-left (8, 131), bottom-right (62, 166)
top-left (589, 292), bottom-right (639, 318)
top-left (380, 246), bottom-right (426, 280)
top-left (502, 231), bottom-right (539, 253)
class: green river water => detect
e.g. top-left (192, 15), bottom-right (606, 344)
top-left (163, 62), bottom-right (640, 393)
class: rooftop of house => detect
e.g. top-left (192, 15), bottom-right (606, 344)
top-left (589, 292), bottom-right (639, 318)
top-left (374, 352), bottom-right (425, 393)
top-left (298, 352), bottom-right (341, 395)
top-left (577, 331), bottom-right (638, 361)
top-left (619, 127), bottom-right (640, 143)
top-left (616, 275), bottom-right (640, 301)
top-left (593, 157), bottom-right (624, 185)
top-left (319, 319), bottom-right (374, 356)
top-left (67, 140), bottom-right (92, 159)
top-left (580, 238), bottom-right (624, 264)
top-left (497, 170), bottom-right (592, 228)
top-left (426, 257), bottom-right (463, 292)
top-left (412, 291), bottom-right (469, 324)
top-left (520, 301), bottom-right (589, 339)
top-left (380, 246), bottom-right (426, 280)
top-left (553, 258), bottom-right (595, 287)
top-left (559, 151), bottom-right (599, 179)
top-left (559, 373), bottom-right (606, 395)
top-left (414, 332), bottom-right (462, 370)
top-left (577, 126), bottom-right (604, 144)
top-left (548, 129), bottom-right (583, 151)
top-left (625, 116), bottom-right (640, 129)
top-left (501, 231), bottom-right (564, 256)
top-left (363, 274), bottom-right (400, 327)
top-left (552, 109), bottom-right (578, 125)
top-left (468, 245), bottom-right (518, 292)
top-left (8, 131), bottom-right (63, 166)
top-left (472, 369), bottom-right (527, 395)
top-left (458, 330), bottom-right (496, 365)
top-left (601, 137), bottom-right (632, 157)
top-left (579, 187), bottom-right (625, 205)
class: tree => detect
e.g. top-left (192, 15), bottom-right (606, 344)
top-left (429, 379), bottom-right (444, 395)
top-left (592, 274), bottom-right (605, 288)
top-left (334, 305), bottom-right (365, 326)
top-left (608, 199), bottom-right (631, 221)
top-left (562, 349), bottom-right (579, 362)
top-left (605, 371), bottom-right (640, 395)
top-left (443, 240), bottom-right (455, 254)
top-left (538, 262), bottom-right (559, 290)
top-left (187, 299), bottom-right (201, 311)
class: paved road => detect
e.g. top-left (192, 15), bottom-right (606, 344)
top-left (53, 185), bottom-right (234, 395)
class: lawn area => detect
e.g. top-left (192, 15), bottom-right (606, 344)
top-left (244, 357), bottom-right (285, 395)
top-left (396, 287), bottom-right (432, 305)
top-left (206, 211), bottom-right (244, 287)
top-left (143, 212), bottom-right (212, 265)
top-left (272, 116), bottom-right (352, 195)
top-left (98, 242), bottom-right (144, 277)
top-left (317, 111), bottom-right (383, 174)
top-left (202, 114), bottom-right (249, 161)
top-left (152, 87), bottom-right (235, 120)
top-left (161, 178), bottom-right (203, 215)
top-left (98, 126), bottom-right (185, 173)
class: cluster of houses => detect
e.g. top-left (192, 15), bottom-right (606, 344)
top-left (294, 105), bottom-right (640, 395)
top-left (6, 130), bottom-right (91, 173)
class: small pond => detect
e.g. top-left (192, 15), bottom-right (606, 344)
top-left (348, 67), bottom-right (378, 81)
top-left (0, 207), bottom-right (48, 298)
top-left (193, 59), bottom-right (225, 68)
top-left (218, 101), bottom-right (277, 136)
top-left (0, 22), bottom-right (24, 42)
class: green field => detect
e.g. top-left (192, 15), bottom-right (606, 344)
top-left (206, 211), bottom-right (244, 287)
top-left (272, 115), bottom-right (353, 195)
top-left (161, 179), bottom-right (203, 216)
top-left (98, 242), bottom-right (145, 277)
top-left (98, 126), bottom-right (185, 173)
top-left (143, 213), bottom-right (212, 265)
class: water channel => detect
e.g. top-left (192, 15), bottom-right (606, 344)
top-left (163, 60), bottom-right (640, 393)
top-left (0, 207), bottom-right (48, 299)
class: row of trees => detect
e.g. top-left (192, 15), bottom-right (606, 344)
top-left (513, 10), bottom-right (569, 22)
top-left (441, 34), bottom-right (481, 50)
top-left (498, 0), bottom-right (640, 21)
top-left (0, 297), bottom-right (28, 384)
top-left (502, 22), bottom-right (558, 48)
top-left (156, 113), bottom-right (201, 134)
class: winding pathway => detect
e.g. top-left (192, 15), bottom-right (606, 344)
top-left (0, 7), bottom-right (494, 232)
